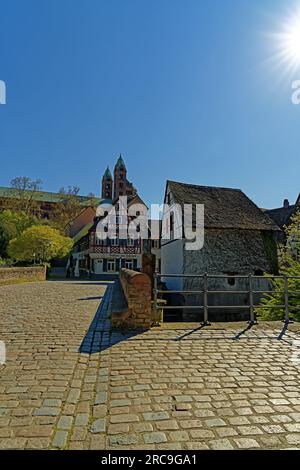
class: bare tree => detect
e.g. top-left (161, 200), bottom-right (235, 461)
top-left (10, 177), bottom-right (43, 216)
top-left (50, 186), bottom-right (83, 234)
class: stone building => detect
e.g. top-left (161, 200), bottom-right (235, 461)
top-left (161, 180), bottom-right (280, 321)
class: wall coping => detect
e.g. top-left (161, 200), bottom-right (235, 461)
top-left (120, 268), bottom-right (151, 285)
top-left (0, 266), bottom-right (46, 273)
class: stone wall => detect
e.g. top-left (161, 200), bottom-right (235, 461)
top-left (0, 266), bottom-right (46, 285)
top-left (113, 268), bottom-right (152, 329)
top-left (182, 229), bottom-right (274, 321)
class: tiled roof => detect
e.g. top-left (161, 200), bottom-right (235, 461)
top-left (167, 180), bottom-right (279, 231)
top-left (72, 222), bottom-right (94, 243)
top-left (265, 205), bottom-right (298, 229)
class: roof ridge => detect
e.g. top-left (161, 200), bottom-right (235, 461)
top-left (167, 180), bottom-right (242, 192)
top-left (267, 205), bottom-right (296, 213)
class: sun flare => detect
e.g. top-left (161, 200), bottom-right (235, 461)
top-left (280, 14), bottom-right (300, 65)
top-left (267, 6), bottom-right (300, 79)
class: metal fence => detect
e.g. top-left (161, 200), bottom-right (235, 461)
top-left (153, 273), bottom-right (300, 327)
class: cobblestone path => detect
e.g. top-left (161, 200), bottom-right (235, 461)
top-left (1, 280), bottom-right (300, 449)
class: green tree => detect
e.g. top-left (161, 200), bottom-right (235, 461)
top-left (257, 210), bottom-right (300, 321)
top-left (7, 225), bottom-right (73, 264)
top-left (0, 210), bottom-right (37, 258)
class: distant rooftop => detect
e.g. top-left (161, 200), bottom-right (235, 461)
top-left (0, 186), bottom-right (102, 206)
top-left (265, 195), bottom-right (300, 229)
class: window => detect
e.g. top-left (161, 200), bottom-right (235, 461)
top-left (125, 259), bottom-right (133, 270)
top-left (254, 270), bottom-right (264, 276)
top-left (110, 238), bottom-right (119, 246)
top-left (127, 238), bottom-right (134, 246)
top-left (225, 272), bottom-right (237, 286)
top-left (107, 259), bottom-right (116, 272)
top-left (170, 213), bottom-right (174, 233)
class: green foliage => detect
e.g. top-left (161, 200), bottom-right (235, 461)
top-left (7, 225), bottom-right (73, 263)
top-left (0, 210), bottom-right (37, 258)
top-left (257, 210), bottom-right (300, 321)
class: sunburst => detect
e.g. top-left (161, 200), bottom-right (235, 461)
top-left (265, 5), bottom-right (300, 83)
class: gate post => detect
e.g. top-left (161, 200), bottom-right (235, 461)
top-left (284, 276), bottom-right (291, 325)
top-left (248, 273), bottom-right (257, 325)
top-left (202, 273), bottom-right (210, 326)
top-left (152, 271), bottom-right (160, 327)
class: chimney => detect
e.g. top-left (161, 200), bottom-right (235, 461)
top-left (283, 199), bottom-right (290, 209)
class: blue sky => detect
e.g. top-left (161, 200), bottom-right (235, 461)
top-left (0, 0), bottom-right (299, 209)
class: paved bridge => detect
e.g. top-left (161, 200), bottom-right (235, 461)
top-left (1, 280), bottom-right (300, 449)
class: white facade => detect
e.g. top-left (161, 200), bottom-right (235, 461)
top-left (161, 239), bottom-right (184, 290)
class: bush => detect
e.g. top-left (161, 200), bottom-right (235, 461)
top-left (256, 210), bottom-right (300, 322)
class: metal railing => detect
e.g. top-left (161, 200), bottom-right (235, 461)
top-left (153, 273), bottom-right (300, 327)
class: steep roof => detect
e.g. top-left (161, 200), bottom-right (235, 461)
top-left (0, 186), bottom-right (102, 206)
top-left (114, 154), bottom-right (126, 170)
top-left (167, 180), bottom-right (279, 231)
top-left (265, 205), bottom-right (297, 229)
top-left (72, 222), bottom-right (94, 244)
top-left (103, 166), bottom-right (112, 179)
top-left (89, 193), bottom-right (148, 233)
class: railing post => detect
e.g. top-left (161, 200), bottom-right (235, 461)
top-left (152, 271), bottom-right (160, 327)
top-left (202, 273), bottom-right (210, 326)
top-left (284, 275), bottom-right (290, 325)
top-left (248, 273), bottom-right (256, 325)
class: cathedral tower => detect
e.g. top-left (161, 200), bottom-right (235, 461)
top-left (101, 166), bottom-right (113, 199)
top-left (113, 154), bottom-right (127, 199)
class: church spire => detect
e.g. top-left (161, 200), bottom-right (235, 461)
top-left (103, 166), bottom-right (112, 179)
top-left (114, 154), bottom-right (127, 199)
top-left (101, 166), bottom-right (113, 199)
top-left (115, 153), bottom-right (126, 170)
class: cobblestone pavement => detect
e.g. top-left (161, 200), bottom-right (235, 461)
top-left (1, 281), bottom-right (300, 450)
